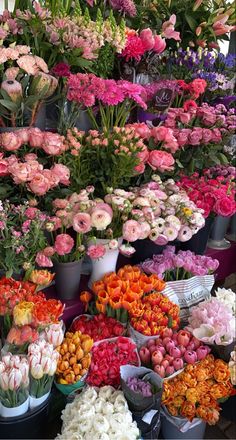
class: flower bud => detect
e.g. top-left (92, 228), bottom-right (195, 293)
top-left (0, 372), bottom-right (9, 391)
top-left (8, 368), bottom-right (22, 391)
top-left (196, 26), bottom-right (202, 36)
top-left (193, 0), bottom-right (203, 11)
top-left (31, 364), bottom-right (44, 380)
top-left (30, 73), bottom-right (58, 98)
top-left (45, 222), bottom-right (54, 232)
top-left (41, 356), bottom-right (51, 375)
top-left (23, 262), bottom-right (32, 271)
top-left (1, 80), bottom-right (22, 102)
top-left (48, 360), bottom-right (57, 376)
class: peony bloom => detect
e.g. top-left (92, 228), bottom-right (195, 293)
top-left (73, 212), bottom-right (91, 233)
top-left (122, 220), bottom-right (142, 242)
top-left (214, 197), bottom-right (236, 217)
top-left (51, 164), bottom-right (70, 185)
top-left (28, 173), bottom-right (50, 196)
top-left (87, 244), bottom-right (106, 259)
top-left (28, 127), bottom-right (45, 147)
top-left (54, 234), bottom-right (74, 256)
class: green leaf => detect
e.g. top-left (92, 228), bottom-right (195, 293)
top-left (0, 99), bottom-right (18, 112)
top-left (184, 13), bottom-right (198, 32)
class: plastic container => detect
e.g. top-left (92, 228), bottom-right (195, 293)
top-left (0, 396), bottom-right (50, 439)
top-left (161, 415), bottom-right (206, 439)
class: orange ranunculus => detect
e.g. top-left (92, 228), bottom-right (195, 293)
top-left (80, 291), bottom-right (92, 303)
top-left (92, 280), bottom-right (105, 294)
top-left (96, 300), bottom-right (106, 314)
top-left (180, 401), bottom-right (196, 421)
top-left (107, 281), bottom-right (122, 296)
top-left (103, 272), bottom-right (119, 284)
top-left (109, 293), bottom-right (122, 310)
top-left (97, 290), bottom-right (109, 305)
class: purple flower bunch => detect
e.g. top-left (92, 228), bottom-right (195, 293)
top-left (126, 377), bottom-right (153, 397)
top-left (141, 246), bottom-right (219, 281)
top-left (203, 165), bottom-right (236, 183)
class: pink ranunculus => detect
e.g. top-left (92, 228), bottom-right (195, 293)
top-left (90, 207), bottom-right (112, 231)
top-left (139, 221), bottom-right (151, 239)
top-left (25, 207), bottom-right (39, 219)
top-left (148, 150), bottom-right (174, 172)
top-left (53, 199), bottom-right (69, 210)
top-left (42, 132), bottom-right (65, 155)
top-left (134, 162), bottom-right (145, 174)
top-left (50, 164), bottom-right (70, 186)
top-left (35, 251), bottom-right (53, 267)
top-left (43, 246), bottom-right (55, 257)
top-left (54, 233), bottom-right (74, 256)
top-left (87, 244), bottom-right (106, 259)
top-left (202, 128), bottom-right (213, 144)
top-left (214, 197), bottom-right (236, 217)
top-left (28, 128), bottom-right (45, 147)
top-left (72, 212), bottom-right (91, 233)
top-left (122, 220), bottom-right (142, 242)
top-left (28, 173), bottom-right (50, 195)
top-left (119, 243), bottom-right (136, 256)
top-left (1, 132), bottom-right (22, 151)
top-left (153, 35), bottom-right (166, 53)
top-left (140, 28), bottom-right (155, 51)
top-left (137, 145), bottom-right (149, 163)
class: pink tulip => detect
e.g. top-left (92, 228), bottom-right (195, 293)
top-left (162, 337), bottom-right (171, 347)
top-left (153, 35), bottom-right (166, 53)
top-left (0, 372), bottom-right (9, 391)
top-left (196, 346), bottom-right (210, 361)
top-left (139, 347), bottom-right (151, 364)
top-left (186, 341), bottom-right (195, 351)
top-left (173, 358), bottom-right (184, 371)
top-left (152, 350), bottom-right (164, 365)
top-left (177, 330), bottom-right (190, 347)
top-left (165, 355), bottom-right (174, 365)
top-left (166, 365), bottom-right (175, 376)
top-left (162, 328), bottom-right (173, 338)
top-left (140, 28), bottom-right (155, 51)
top-left (156, 346), bottom-right (166, 356)
top-left (161, 359), bottom-right (169, 369)
top-left (172, 333), bottom-right (178, 343)
top-left (0, 362), bottom-right (6, 374)
top-left (184, 350), bottom-right (197, 365)
top-left (149, 345), bottom-right (158, 355)
top-left (178, 345), bottom-right (186, 356)
top-left (147, 339), bottom-right (156, 348)
top-left (170, 347), bottom-right (181, 359)
top-left (166, 340), bottom-right (176, 353)
top-left (154, 365), bottom-right (165, 378)
top-left (8, 368), bottom-right (22, 391)
top-left (192, 337), bottom-right (201, 349)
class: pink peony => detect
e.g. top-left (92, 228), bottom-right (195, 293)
top-left (1, 132), bottom-right (22, 151)
top-left (148, 150), bottom-right (174, 172)
top-left (35, 251), bottom-right (53, 268)
top-left (28, 173), bottom-right (50, 195)
top-left (73, 212), bottom-right (91, 233)
top-left (87, 244), bottom-right (106, 259)
top-left (214, 197), bottom-right (236, 217)
top-left (50, 164), bottom-right (70, 185)
top-left (17, 128), bottom-right (29, 144)
top-left (54, 234), bottom-right (74, 256)
top-left (28, 128), bottom-right (45, 147)
top-left (122, 220), bottom-right (142, 242)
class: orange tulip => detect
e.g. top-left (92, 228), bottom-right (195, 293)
top-left (80, 291), bottom-right (92, 303)
top-left (103, 272), bottom-right (119, 284)
top-left (122, 292), bottom-right (139, 311)
top-left (149, 274), bottom-right (166, 291)
top-left (109, 293), bottom-right (122, 310)
top-left (92, 280), bottom-right (105, 294)
top-left (139, 274), bottom-right (154, 293)
top-left (121, 280), bottom-right (130, 293)
top-left (128, 304), bottom-right (143, 318)
top-left (128, 283), bottom-right (143, 300)
top-left (96, 300), bottom-right (106, 314)
top-left (118, 265), bottom-right (136, 281)
top-left (107, 280), bottom-right (122, 296)
top-left (97, 290), bottom-right (109, 305)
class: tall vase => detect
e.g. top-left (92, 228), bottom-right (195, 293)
top-left (207, 215), bottom-right (231, 250)
top-left (54, 259), bottom-right (83, 300)
top-left (226, 213), bottom-right (236, 242)
top-left (88, 239), bottom-right (122, 288)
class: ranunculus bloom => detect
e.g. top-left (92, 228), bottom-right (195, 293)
top-left (122, 220), bottom-right (142, 242)
top-left (87, 244), bottom-right (106, 259)
top-left (36, 251), bottom-right (53, 267)
top-left (54, 234), bottom-right (74, 256)
top-left (73, 212), bottom-right (91, 233)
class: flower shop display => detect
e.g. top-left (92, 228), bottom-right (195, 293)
top-left (28, 340), bottom-right (59, 409)
top-left (83, 264), bottom-right (164, 323)
top-left (139, 328), bottom-right (211, 378)
top-left (86, 336), bottom-right (139, 387)
top-left (0, 44), bottom-right (58, 128)
top-left (120, 365), bottom-right (163, 439)
top-left (56, 386), bottom-right (140, 440)
top-left (70, 314), bottom-right (126, 341)
top-left (0, 353), bottom-right (29, 417)
top-left (187, 296), bottom-right (235, 362)
top-left (140, 246), bottom-right (219, 323)
top-left (55, 331), bottom-right (93, 394)
top-left (162, 355), bottom-right (235, 425)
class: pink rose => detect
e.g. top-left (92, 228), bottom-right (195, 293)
top-left (28, 173), bottom-right (50, 195)
top-left (177, 129), bottom-right (191, 146)
top-left (202, 128), bottom-right (213, 144)
top-left (140, 28), bottom-right (155, 51)
top-left (122, 220), bottom-right (142, 242)
top-left (188, 128), bottom-right (202, 145)
top-left (153, 35), bottom-right (166, 53)
top-left (179, 112), bottom-right (191, 124)
top-left (25, 207), bottom-right (39, 219)
top-left (1, 132), bottom-right (22, 151)
top-left (17, 128), bottom-right (29, 144)
top-left (134, 162), bottom-right (145, 174)
top-left (35, 251), bottom-right (53, 267)
top-left (73, 212), bottom-right (91, 233)
top-left (214, 197), bottom-right (236, 217)
top-left (51, 164), bottom-right (70, 186)
top-left (148, 150), bottom-right (175, 172)
top-left (87, 244), bottom-right (106, 259)
top-left (28, 128), bottom-right (45, 148)
top-left (42, 132), bottom-right (65, 155)
top-left (129, 123), bottom-right (151, 139)
top-left (53, 199), bottom-right (69, 209)
top-left (211, 128), bottom-right (222, 143)
top-left (0, 154), bottom-right (9, 176)
top-left (137, 145), bottom-right (149, 163)
top-left (25, 153), bottom-right (38, 161)
top-left (54, 233), bottom-right (74, 256)
top-left (9, 162), bottom-right (31, 183)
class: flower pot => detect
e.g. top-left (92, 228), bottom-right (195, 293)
top-left (208, 215), bottom-right (231, 250)
top-left (180, 217), bottom-right (214, 255)
top-left (161, 412), bottom-right (206, 439)
top-left (54, 260), bottom-right (83, 300)
top-left (226, 213), bottom-right (236, 242)
top-left (88, 238), bottom-right (122, 287)
top-left (0, 398), bottom-right (29, 418)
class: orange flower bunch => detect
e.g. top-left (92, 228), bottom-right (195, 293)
top-left (129, 292), bottom-right (180, 336)
top-left (162, 355), bottom-right (235, 425)
top-left (81, 265), bottom-right (164, 323)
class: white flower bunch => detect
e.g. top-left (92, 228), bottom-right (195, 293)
top-left (56, 386), bottom-right (140, 440)
top-left (215, 287), bottom-right (236, 316)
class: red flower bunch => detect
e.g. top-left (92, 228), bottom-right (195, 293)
top-left (70, 314), bottom-right (125, 341)
top-left (129, 292), bottom-right (180, 336)
top-left (177, 79), bottom-right (207, 99)
top-left (0, 277), bottom-right (44, 315)
top-left (179, 173), bottom-right (236, 218)
top-left (32, 299), bottom-right (64, 326)
top-left (86, 337), bottom-right (139, 387)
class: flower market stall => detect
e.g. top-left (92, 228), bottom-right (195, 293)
top-left (0, 0), bottom-right (236, 439)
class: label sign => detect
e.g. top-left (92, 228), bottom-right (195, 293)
top-left (153, 88), bottom-right (174, 111)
